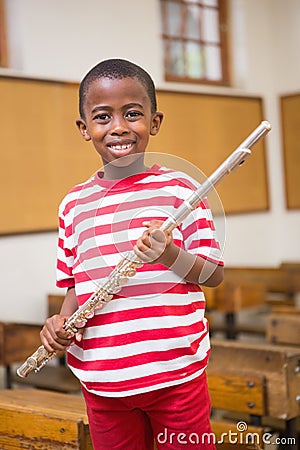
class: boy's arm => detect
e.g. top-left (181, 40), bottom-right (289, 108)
top-left (134, 221), bottom-right (224, 287)
top-left (60, 286), bottom-right (78, 315)
top-left (40, 287), bottom-right (79, 353)
top-left (156, 242), bottom-right (223, 287)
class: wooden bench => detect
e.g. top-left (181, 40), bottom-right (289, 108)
top-left (0, 389), bottom-right (263, 450)
top-left (208, 339), bottom-right (300, 449)
top-left (0, 389), bottom-right (92, 450)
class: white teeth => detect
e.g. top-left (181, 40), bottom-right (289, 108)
top-left (110, 144), bottom-right (131, 150)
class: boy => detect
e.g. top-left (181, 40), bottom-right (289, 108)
top-left (40, 59), bottom-right (224, 449)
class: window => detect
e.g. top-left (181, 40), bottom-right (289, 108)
top-left (160, 0), bottom-right (229, 85)
top-left (0, 0), bottom-right (8, 67)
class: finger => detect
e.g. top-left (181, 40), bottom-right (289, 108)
top-left (48, 328), bottom-right (72, 348)
top-left (40, 327), bottom-right (71, 352)
top-left (74, 319), bottom-right (87, 327)
top-left (133, 245), bottom-right (156, 263)
top-left (75, 329), bottom-right (84, 342)
top-left (42, 317), bottom-right (73, 350)
top-left (40, 329), bottom-right (57, 353)
top-left (139, 230), bottom-right (165, 250)
top-left (46, 315), bottom-right (72, 338)
top-left (149, 228), bottom-right (167, 244)
top-left (142, 221), bottom-right (151, 228)
top-left (136, 236), bottom-right (151, 252)
top-left (142, 220), bottom-right (164, 229)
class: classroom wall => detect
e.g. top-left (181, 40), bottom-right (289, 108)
top-left (0, 0), bottom-right (299, 323)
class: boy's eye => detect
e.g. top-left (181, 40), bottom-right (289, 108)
top-left (94, 113), bottom-right (110, 121)
top-left (126, 110), bottom-right (143, 119)
top-left (93, 110), bottom-right (143, 122)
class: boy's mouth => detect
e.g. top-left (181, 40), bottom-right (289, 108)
top-left (107, 142), bottom-right (135, 156)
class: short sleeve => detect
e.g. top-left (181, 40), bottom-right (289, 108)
top-left (56, 208), bottom-right (75, 288)
top-left (180, 198), bottom-right (224, 266)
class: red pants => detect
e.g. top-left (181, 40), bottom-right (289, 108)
top-left (82, 372), bottom-right (216, 450)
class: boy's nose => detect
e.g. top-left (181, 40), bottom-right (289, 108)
top-left (110, 115), bottom-right (129, 135)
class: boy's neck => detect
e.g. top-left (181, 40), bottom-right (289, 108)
top-left (102, 155), bottom-right (148, 180)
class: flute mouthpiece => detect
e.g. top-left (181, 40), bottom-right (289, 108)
top-left (262, 120), bottom-right (272, 131)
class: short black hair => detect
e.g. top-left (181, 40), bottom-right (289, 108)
top-left (79, 58), bottom-right (157, 118)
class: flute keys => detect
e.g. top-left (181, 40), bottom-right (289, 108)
top-left (111, 286), bottom-right (121, 294)
top-left (125, 269), bottom-right (136, 277)
top-left (101, 292), bottom-right (113, 302)
top-left (74, 319), bottom-right (87, 328)
top-left (85, 312), bottom-right (95, 319)
top-left (134, 262), bottom-right (143, 268)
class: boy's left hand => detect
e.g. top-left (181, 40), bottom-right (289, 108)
top-left (134, 220), bottom-right (173, 264)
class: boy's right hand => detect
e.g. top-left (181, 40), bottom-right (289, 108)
top-left (40, 314), bottom-right (78, 353)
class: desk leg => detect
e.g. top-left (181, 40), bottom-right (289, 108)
top-left (5, 365), bottom-right (12, 389)
top-left (225, 313), bottom-right (237, 340)
top-left (249, 415), bottom-right (262, 427)
top-left (283, 418), bottom-right (298, 449)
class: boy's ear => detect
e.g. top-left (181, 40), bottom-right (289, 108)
top-left (150, 112), bottom-right (163, 136)
top-left (76, 118), bottom-right (91, 141)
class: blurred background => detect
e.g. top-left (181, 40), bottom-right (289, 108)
top-left (0, 0), bottom-right (299, 325)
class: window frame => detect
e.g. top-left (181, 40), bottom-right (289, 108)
top-left (160, 0), bottom-right (230, 86)
top-left (0, 0), bottom-right (8, 67)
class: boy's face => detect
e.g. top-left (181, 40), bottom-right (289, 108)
top-left (77, 77), bottom-right (163, 167)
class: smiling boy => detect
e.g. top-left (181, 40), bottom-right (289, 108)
top-left (40, 59), bottom-right (223, 449)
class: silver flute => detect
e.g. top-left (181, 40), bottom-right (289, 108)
top-left (17, 120), bottom-right (271, 378)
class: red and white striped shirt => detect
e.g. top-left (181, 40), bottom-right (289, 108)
top-left (56, 164), bottom-right (223, 397)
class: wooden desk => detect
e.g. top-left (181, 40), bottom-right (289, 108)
top-left (204, 281), bottom-right (266, 339)
top-left (48, 294), bottom-right (65, 316)
top-left (222, 266), bottom-right (295, 297)
top-left (205, 281), bottom-right (266, 312)
top-left (0, 321), bottom-right (81, 393)
top-left (208, 339), bottom-right (300, 448)
top-left (205, 264), bottom-right (300, 339)
top-left (0, 321), bottom-right (41, 388)
top-left (280, 262), bottom-right (300, 293)
top-left (266, 306), bottom-right (300, 346)
top-left (10, 364), bottom-right (81, 393)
